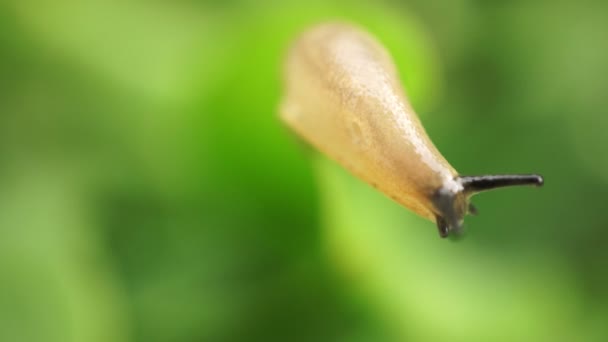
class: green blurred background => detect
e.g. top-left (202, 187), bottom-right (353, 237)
top-left (1, 1), bottom-right (607, 341)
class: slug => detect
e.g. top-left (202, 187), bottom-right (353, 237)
top-left (279, 22), bottom-right (543, 238)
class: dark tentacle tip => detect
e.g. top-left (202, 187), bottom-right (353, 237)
top-left (468, 203), bottom-right (478, 216)
top-left (436, 216), bottom-right (449, 238)
top-left (460, 173), bottom-right (545, 193)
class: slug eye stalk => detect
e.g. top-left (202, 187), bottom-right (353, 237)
top-left (433, 174), bottom-right (544, 238)
top-left (460, 174), bottom-right (544, 194)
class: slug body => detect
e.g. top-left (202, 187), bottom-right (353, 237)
top-left (280, 23), bottom-right (543, 237)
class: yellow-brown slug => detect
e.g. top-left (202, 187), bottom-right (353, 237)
top-left (280, 22), bottom-right (543, 237)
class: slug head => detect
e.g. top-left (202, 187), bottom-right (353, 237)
top-left (432, 174), bottom-right (544, 238)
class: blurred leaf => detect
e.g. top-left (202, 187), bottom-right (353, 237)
top-left (316, 156), bottom-right (582, 341)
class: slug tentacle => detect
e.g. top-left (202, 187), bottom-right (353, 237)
top-left (468, 203), bottom-right (478, 216)
top-left (435, 215), bottom-right (449, 238)
top-left (432, 174), bottom-right (544, 238)
top-left (460, 174), bottom-right (544, 194)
